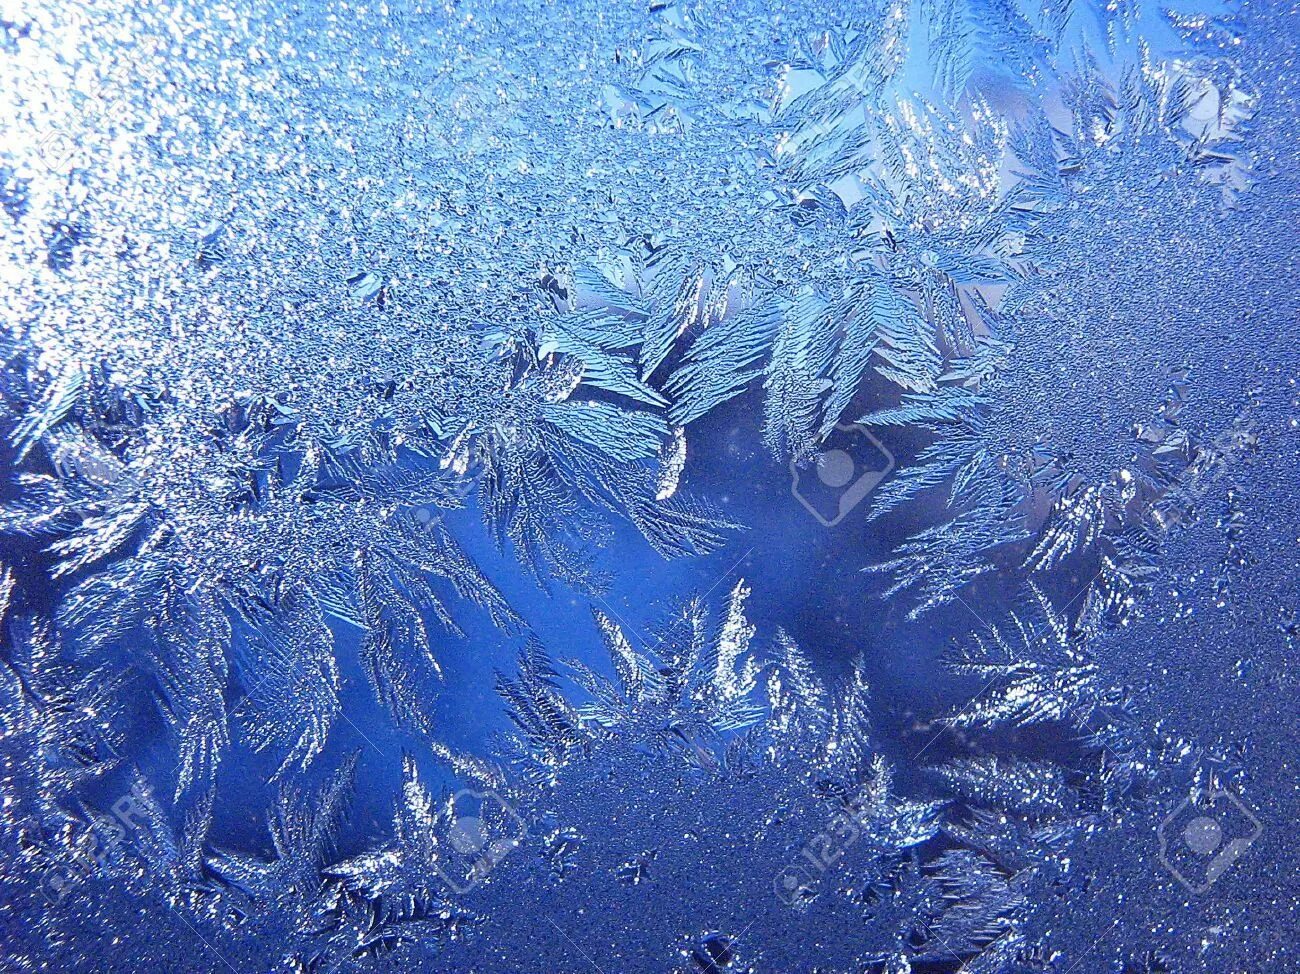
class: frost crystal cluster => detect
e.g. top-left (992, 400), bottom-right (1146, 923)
top-left (0, 0), bottom-right (1295, 971)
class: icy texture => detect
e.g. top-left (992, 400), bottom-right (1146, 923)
top-left (0, 0), bottom-right (1296, 971)
top-left (0, 0), bottom-right (740, 851)
top-left (861, 59), bottom-right (1259, 617)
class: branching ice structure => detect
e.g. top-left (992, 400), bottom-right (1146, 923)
top-left (0, 0), bottom-right (1295, 970)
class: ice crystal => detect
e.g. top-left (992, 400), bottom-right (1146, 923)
top-left (0, 0), bottom-right (740, 855)
top-left (469, 585), bottom-right (993, 972)
top-left (0, 0), bottom-right (1293, 970)
top-left (861, 52), bottom-right (1257, 617)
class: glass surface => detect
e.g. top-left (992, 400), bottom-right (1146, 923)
top-left (0, 0), bottom-right (1296, 970)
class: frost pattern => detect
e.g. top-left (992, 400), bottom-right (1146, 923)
top-left (540, 0), bottom-right (1257, 619)
top-left (856, 54), bottom-right (1256, 617)
top-left (0, 0), bottom-right (739, 854)
top-left (0, 0), bottom-right (1287, 970)
top-left (431, 585), bottom-right (995, 971)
